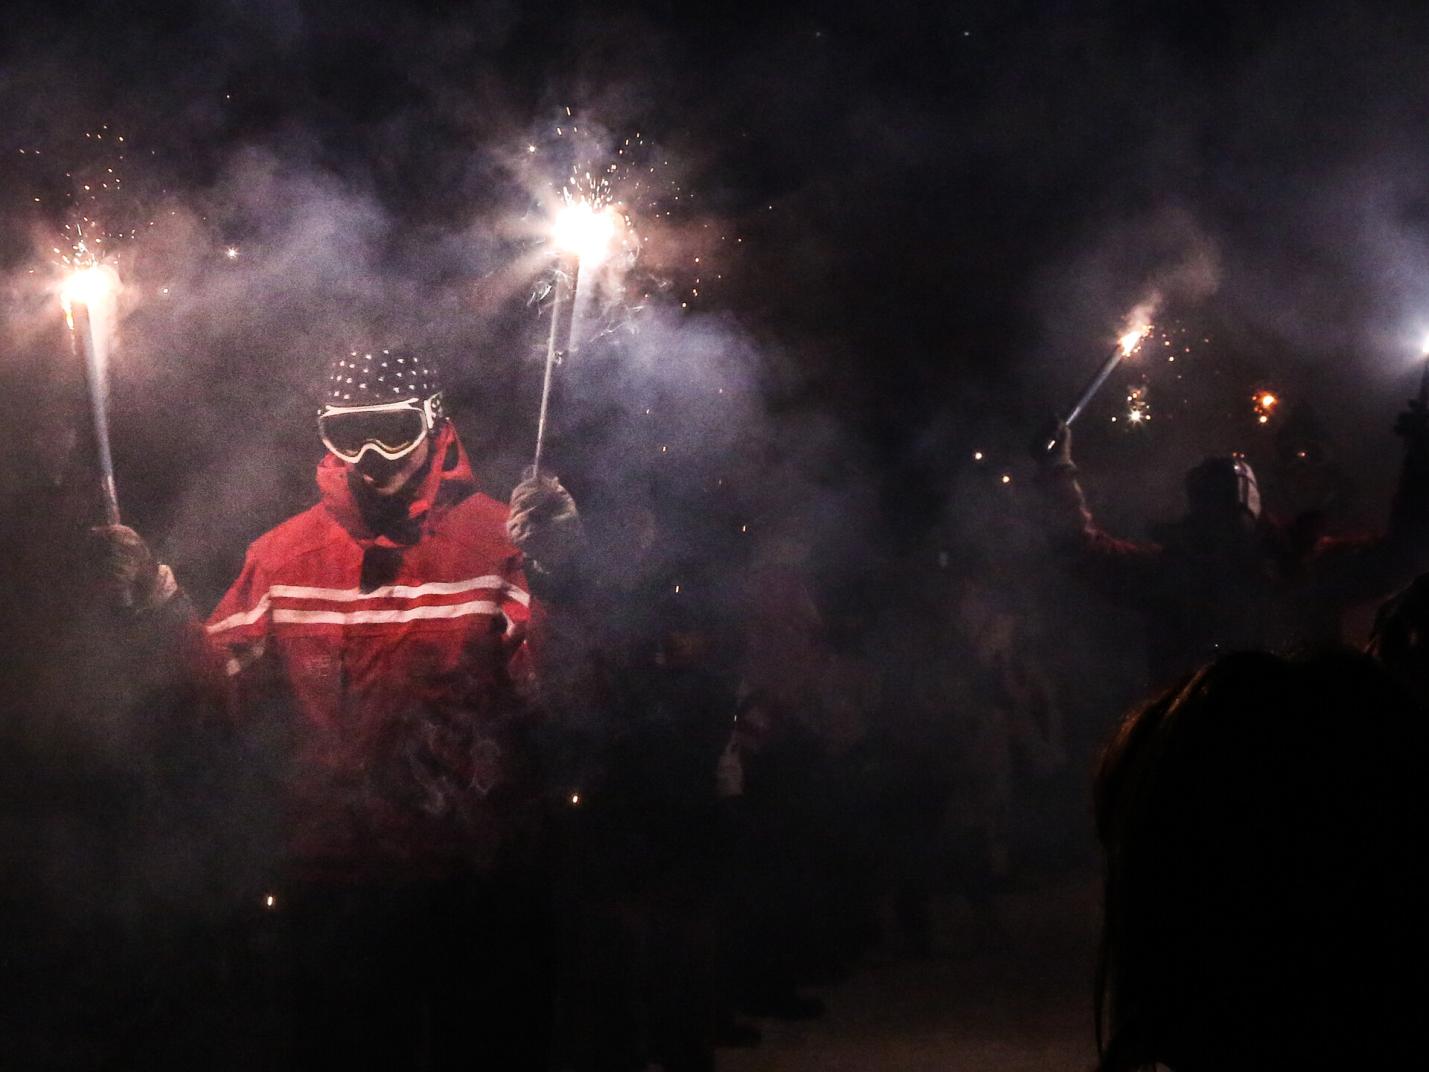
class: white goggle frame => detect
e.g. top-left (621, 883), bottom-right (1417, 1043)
top-left (317, 394), bottom-right (443, 463)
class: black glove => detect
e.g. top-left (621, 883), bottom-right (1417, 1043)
top-left (1031, 417), bottom-right (1074, 469)
top-left (506, 471), bottom-right (583, 570)
top-left (87, 524), bottom-right (177, 612)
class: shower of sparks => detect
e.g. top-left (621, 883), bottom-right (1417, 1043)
top-left (1119, 321), bottom-right (1152, 356)
top-left (1125, 383), bottom-right (1150, 424)
top-left (1253, 389), bottom-right (1280, 424)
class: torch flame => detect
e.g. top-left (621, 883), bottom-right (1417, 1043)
top-left (1119, 323), bottom-right (1151, 356)
top-left (553, 200), bottom-right (618, 266)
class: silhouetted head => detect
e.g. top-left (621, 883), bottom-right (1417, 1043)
top-left (1094, 650), bottom-right (1426, 1071)
top-left (1182, 455), bottom-right (1260, 533)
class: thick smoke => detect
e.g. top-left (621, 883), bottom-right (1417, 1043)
top-left (11, 0), bottom-right (1429, 965)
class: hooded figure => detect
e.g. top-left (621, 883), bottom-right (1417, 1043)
top-left (107, 346), bottom-right (582, 1070)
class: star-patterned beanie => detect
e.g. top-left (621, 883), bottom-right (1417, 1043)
top-left (323, 347), bottom-right (442, 409)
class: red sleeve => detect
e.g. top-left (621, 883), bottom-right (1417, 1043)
top-left (1036, 465), bottom-right (1164, 606)
top-left (204, 549), bottom-right (275, 713)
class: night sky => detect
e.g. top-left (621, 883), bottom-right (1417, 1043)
top-left (6, 0), bottom-right (1429, 601)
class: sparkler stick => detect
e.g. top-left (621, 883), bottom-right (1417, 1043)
top-left (533, 259), bottom-right (578, 477)
top-left (61, 265), bottom-right (121, 524)
top-left (531, 199), bottom-right (617, 476)
top-left (1046, 324), bottom-right (1151, 452)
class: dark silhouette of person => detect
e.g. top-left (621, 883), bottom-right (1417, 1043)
top-left (1093, 649), bottom-right (1426, 1071)
top-left (1034, 406), bottom-right (1429, 688)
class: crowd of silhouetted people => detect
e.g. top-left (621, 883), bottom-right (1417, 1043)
top-left (5, 386), bottom-right (1429, 1071)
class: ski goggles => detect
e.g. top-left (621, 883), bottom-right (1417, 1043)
top-left (317, 395), bottom-right (443, 463)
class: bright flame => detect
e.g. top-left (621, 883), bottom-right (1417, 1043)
top-left (60, 264), bottom-right (119, 315)
top-left (1119, 323), bottom-right (1151, 356)
top-left (1259, 392), bottom-right (1278, 409)
top-left (553, 200), bottom-right (617, 265)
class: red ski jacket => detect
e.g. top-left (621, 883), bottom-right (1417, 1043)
top-left (205, 423), bottom-right (539, 881)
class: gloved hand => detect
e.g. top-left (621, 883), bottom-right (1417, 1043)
top-left (88, 524), bottom-right (178, 612)
top-left (1031, 416), bottom-right (1074, 468)
top-left (506, 471), bottom-right (583, 569)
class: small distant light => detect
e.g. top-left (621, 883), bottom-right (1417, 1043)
top-left (570, 793), bottom-right (581, 806)
top-left (674, 584), bottom-right (681, 594)
top-left (972, 450), bottom-right (984, 462)
top-left (740, 524), bottom-right (748, 533)
top-left (264, 893), bottom-right (276, 909)
top-left (1001, 473), bottom-right (1012, 485)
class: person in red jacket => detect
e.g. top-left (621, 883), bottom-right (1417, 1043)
top-left (114, 347), bottom-right (580, 1069)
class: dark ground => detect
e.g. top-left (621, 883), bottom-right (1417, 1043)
top-left (719, 874), bottom-right (1098, 1072)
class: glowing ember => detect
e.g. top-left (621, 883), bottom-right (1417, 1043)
top-left (1253, 389), bottom-right (1280, 424)
top-left (553, 200), bottom-right (618, 265)
top-left (1126, 383), bottom-right (1151, 424)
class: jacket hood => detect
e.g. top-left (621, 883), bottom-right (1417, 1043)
top-left (316, 421), bottom-right (478, 548)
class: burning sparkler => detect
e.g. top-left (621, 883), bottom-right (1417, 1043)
top-left (531, 169), bottom-right (636, 475)
top-left (533, 196), bottom-right (623, 476)
top-left (1045, 312), bottom-right (1153, 451)
top-left (60, 258), bottom-right (122, 524)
